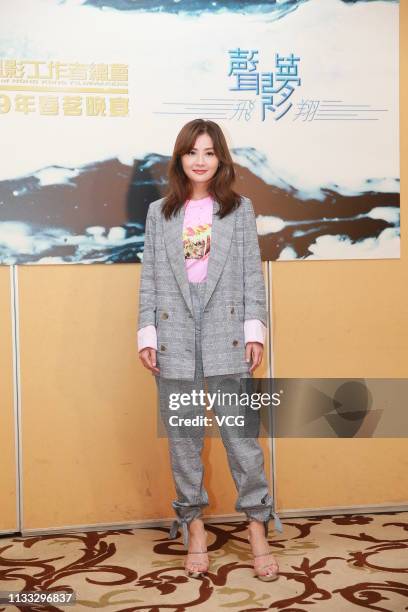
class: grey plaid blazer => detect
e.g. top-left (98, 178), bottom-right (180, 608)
top-left (138, 195), bottom-right (267, 380)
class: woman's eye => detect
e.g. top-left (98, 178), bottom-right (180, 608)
top-left (187, 150), bottom-right (214, 156)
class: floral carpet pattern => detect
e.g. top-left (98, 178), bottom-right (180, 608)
top-left (0, 512), bottom-right (407, 611)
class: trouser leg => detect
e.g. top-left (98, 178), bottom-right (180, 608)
top-left (155, 281), bottom-right (209, 548)
top-left (206, 372), bottom-right (283, 537)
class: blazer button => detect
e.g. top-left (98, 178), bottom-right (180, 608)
top-left (232, 340), bottom-right (238, 347)
top-left (160, 344), bottom-right (166, 351)
top-left (230, 307), bottom-right (235, 314)
top-left (161, 312), bottom-right (169, 320)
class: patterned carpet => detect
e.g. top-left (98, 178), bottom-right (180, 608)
top-left (0, 512), bottom-right (407, 611)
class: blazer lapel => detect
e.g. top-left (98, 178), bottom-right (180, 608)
top-left (202, 199), bottom-right (235, 311)
top-left (162, 199), bottom-right (235, 315)
top-left (162, 203), bottom-right (193, 314)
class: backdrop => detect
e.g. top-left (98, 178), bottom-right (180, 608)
top-left (0, 0), bottom-right (400, 264)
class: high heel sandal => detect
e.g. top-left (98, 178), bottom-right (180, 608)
top-left (248, 530), bottom-right (279, 582)
top-left (184, 522), bottom-right (209, 578)
top-left (184, 550), bottom-right (209, 578)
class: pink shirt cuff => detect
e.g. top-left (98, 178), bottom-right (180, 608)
top-left (244, 319), bottom-right (266, 345)
top-left (137, 325), bottom-right (157, 352)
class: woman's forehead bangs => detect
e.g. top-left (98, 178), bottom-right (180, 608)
top-left (176, 124), bottom-right (226, 158)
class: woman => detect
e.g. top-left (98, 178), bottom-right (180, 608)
top-left (137, 119), bottom-right (283, 580)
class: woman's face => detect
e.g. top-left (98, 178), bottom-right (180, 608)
top-left (181, 133), bottom-right (219, 189)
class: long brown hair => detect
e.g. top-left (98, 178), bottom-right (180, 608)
top-left (161, 119), bottom-right (242, 220)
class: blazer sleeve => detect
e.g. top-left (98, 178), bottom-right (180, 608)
top-left (137, 204), bottom-right (157, 329)
top-left (242, 197), bottom-right (268, 326)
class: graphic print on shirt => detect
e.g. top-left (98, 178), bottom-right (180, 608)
top-left (183, 224), bottom-right (212, 260)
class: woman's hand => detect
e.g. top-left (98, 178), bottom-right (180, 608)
top-left (139, 348), bottom-right (160, 375)
top-left (245, 341), bottom-right (264, 374)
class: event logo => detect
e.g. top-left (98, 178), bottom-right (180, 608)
top-left (228, 48), bottom-right (301, 121)
top-left (154, 47), bottom-right (302, 123)
top-left (0, 60), bottom-right (129, 117)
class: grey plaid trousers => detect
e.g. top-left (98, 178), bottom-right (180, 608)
top-left (155, 280), bottom-right (283, 548)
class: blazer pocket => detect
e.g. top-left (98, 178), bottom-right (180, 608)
top-left (157, 305), bottom-right (190, 325)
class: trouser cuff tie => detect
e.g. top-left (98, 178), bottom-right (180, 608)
top-left (168, 518), bottom-right (190, 547)
top-left (246, 494), bottom-right (284, 536)
top-left (265, 510), bottom-right (283, 536)
top-left (168, 501), bottom-right (206, 548)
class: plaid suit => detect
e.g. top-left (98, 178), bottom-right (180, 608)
top-left (137, 196), bottom-right (283, 547)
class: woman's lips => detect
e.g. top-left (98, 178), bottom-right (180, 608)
top-left (193, 169), bottom-right (207, 174)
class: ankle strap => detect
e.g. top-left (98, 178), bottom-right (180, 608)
top-left (188, 550), bottom-right (208, 554)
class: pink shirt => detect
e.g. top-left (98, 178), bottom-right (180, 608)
top-left (183, 196), bottom-right (213, 282)
top-left (138, 197), bottom-right (266, 351)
